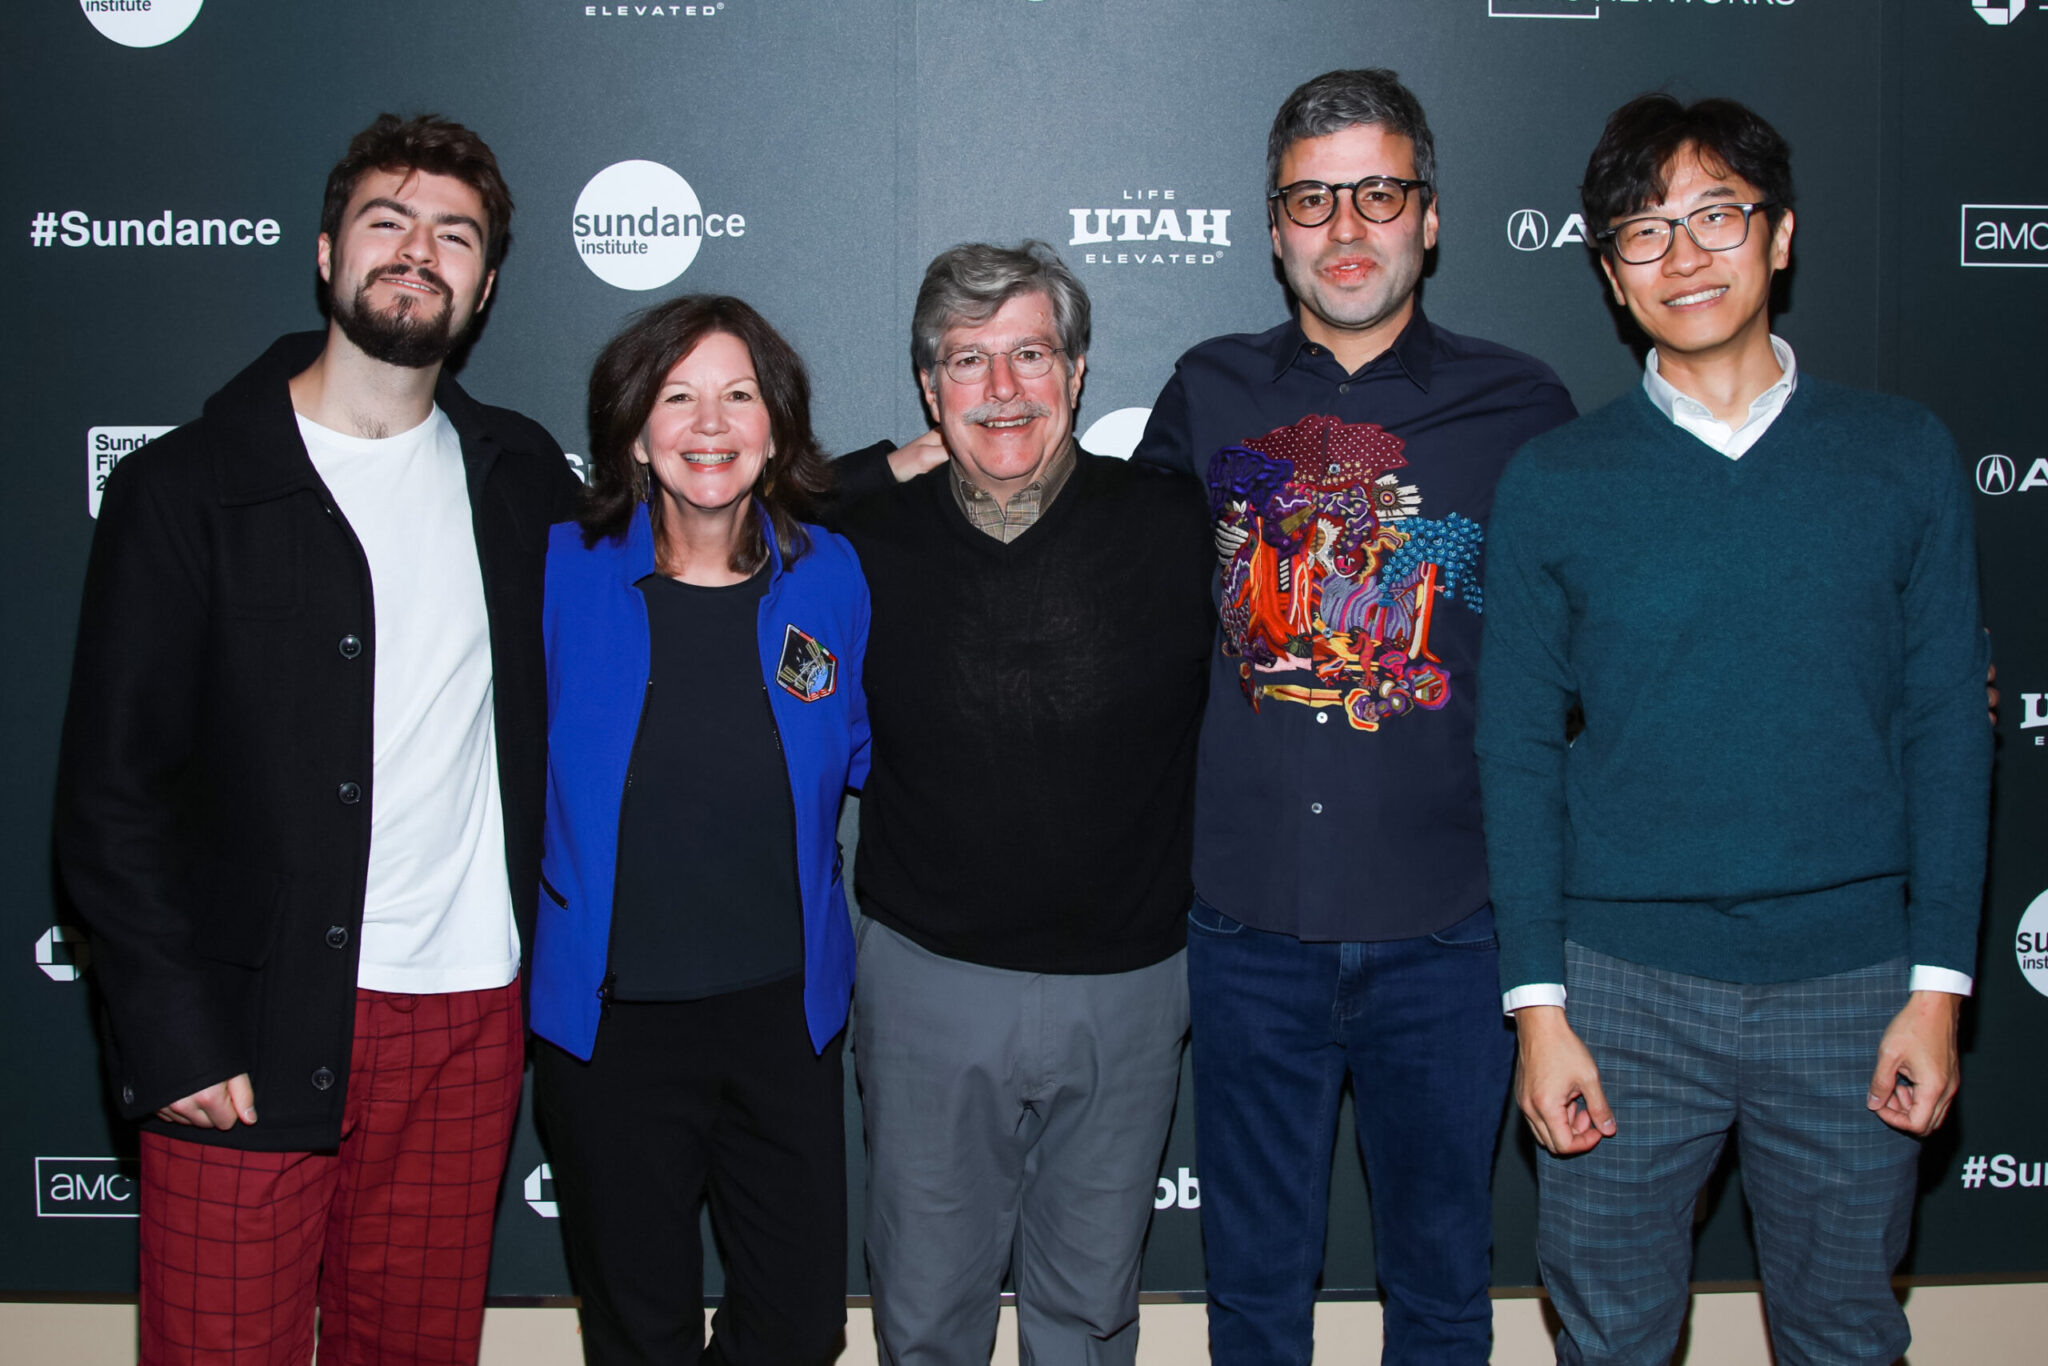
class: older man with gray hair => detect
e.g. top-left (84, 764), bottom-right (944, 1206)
top-left (833, 240), bottom-right (1214, 1364)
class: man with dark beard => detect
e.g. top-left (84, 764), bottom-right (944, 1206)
top-left (55, 114), bottom-right (580, 1366)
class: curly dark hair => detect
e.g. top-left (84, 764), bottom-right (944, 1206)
top-left (580, 295), bottom-right (831, 575)
top-left (320, 114), bottom-right (515, 270)
top-left (1581, 95), bottom-right (1794, 249)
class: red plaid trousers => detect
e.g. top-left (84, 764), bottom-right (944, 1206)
top-left (139, 980), bottom-right (524, 1366)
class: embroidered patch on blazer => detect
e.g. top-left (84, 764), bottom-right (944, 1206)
top-left (774, 624), bottom-right (837, 702)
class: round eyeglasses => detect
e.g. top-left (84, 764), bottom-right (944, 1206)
top-left (1595, 202), bottom-right (1777, 265)
top-left (938, 343), bottom-right (1065, 384)
top-left (1267, 177), bottom-right (1431, 229)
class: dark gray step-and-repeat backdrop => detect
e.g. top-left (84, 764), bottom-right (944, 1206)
top-left (3, 0), bottom-right (2043, 1301)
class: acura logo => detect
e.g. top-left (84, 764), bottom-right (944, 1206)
top-left (1507, 209), bottom-right (1550, 251)
top-left (1978, 453), bottom-right (2016, 495)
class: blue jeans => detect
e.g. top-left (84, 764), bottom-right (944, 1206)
top-left (1187, 898), bottom-right (1514, 1366)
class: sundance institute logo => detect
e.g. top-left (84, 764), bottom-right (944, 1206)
top-left (2017, 889), bottom-right (2048, 996)
top-left (79, 0), bottom-right (204, 47)
top-left (572, 160), bottom-right (746, 291)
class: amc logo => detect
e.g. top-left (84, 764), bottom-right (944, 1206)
top-left (37, 1157), bottom-right (139, 1218)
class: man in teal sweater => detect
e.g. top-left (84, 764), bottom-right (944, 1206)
top-left (1476, 96), bottom-right (1991, 1365)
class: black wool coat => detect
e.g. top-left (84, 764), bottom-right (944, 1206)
top-left (55, 332), bottom-right (582, 1150)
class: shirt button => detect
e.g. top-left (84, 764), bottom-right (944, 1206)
top-left (1317, 713), bottom-right (1329, 724)
top-left (1338, 383), bottom-right (1351, 394)
top-left (337, 782), bottom-right (362, 805)
top-left (122, 1084), bottom-right (135, 1105)
top-left (325, 925), bottom-right (349, 949)
top-left (1310, 802), bottom-right (1324, 814)
top-left (311, 1067), bottom-right (335, 1091)
top-left (337, 634), bottom-right (363, 659)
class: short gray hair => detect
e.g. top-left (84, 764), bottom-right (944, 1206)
top-left (1267, 69), bottom-right (1437, 203)
top-left (911, 240), bottom-right (1091, 375)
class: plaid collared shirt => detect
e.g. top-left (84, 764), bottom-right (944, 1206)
top-left (950, 441), bottom-right (1077, 543)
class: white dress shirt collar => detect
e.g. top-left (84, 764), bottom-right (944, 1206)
top-left (1642, 334), bottom-right (1798, 460)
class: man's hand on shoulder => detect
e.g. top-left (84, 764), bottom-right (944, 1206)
top-left (887, 430), bottom-right (948, 483)
top-left (158, 1073), bottom-right (257, 1130)
top-left (1514, 1005), bottom-right (1616, 1156)
top-left (1868, 990), bottom-right (1962, 1136)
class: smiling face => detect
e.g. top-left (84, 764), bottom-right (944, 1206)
top-left (635, 330), bottom-right (772, 526)
top-left (1270, 123), bottom-right (1438, 368)
top-left (918, 290), bottom-right (1085, 501)
top-left (319, 168), bottom-right (496, 370)
top-left (1599, 144), bottom-right (1793, 372)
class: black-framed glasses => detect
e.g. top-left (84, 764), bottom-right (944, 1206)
top-left (938, 343), bottom-right (1065, 384)
top-left (1595, 202), bottom-right (1777, 264)
top-left (1267, 177), bottom-right (1431, 228)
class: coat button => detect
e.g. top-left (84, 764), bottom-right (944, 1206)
top-left (338, 634), bottom-right (363, 659)
top-left (122, 1084), bottom-right (135, 1105)
top-left (312, 1067), bottom-right (335, 1091)
top-left (325, 925), bottom-right (349, 949)
top-left (1310, 802), bottom-right (1324, 814)
top-left (338, 782), bottom-right (362, 805)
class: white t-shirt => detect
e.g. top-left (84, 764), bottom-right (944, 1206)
top-left (297, 408), bottom-right (520, 993)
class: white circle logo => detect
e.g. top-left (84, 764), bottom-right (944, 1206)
top-left (573, 160), bottom-right (707, 291)
top-left (1507, 209), bottom-right (1550, 252)
top-left (1978, 453), bottom-right (2016, 496)
top-left (1079, 407), bottom-right (1153, 461)
top-left (2016, 889), bottom-right (2048, 997)
top-left (79, 0), bottom-right (205, 47)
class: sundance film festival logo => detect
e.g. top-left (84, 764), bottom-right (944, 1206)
top-left (1489, 0), bottom-right (1794, 17)
top-left (1506, 208), bottom-right (1590, 251)
top-left (2017, 889), bottom-right (2048, 994)
top-left (36, 1157), bottom-right (138, 1217)
top-left (79, 0), bottom-right (203, 47)
top-left (572, 160), bottom-right (745, 291)
top-left (1973, 0), bottom-right (2027, 24)
top-left (1961, 206), bottom-right (2048, 267)
top-left (89, 427), bottom-right (174, 518)
top-left (1068, 188), bottom-right (1232, 268)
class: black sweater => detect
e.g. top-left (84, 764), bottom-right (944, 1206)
top-left (835, 449), bottom-right (1215, 973)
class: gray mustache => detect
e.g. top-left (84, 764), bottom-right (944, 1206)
top-left (961, 399), bottom-right (1053, 425)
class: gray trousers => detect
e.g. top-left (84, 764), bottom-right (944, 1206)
top-left (852, 918), bottom-right (1189, 1366)
top-left (1539, 944), bottom-right (1922, 1366)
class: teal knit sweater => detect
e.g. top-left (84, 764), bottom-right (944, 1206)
top-left (1476, 378), bottom-right (1991, 989)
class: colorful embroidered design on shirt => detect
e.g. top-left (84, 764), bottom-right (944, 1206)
top-left (774, 624), bottom-right (837, 702)
top-left (1206, 413), bottom-right (1482, 731)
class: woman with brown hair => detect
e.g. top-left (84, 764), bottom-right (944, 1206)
top-left (529, 295), bottom-right (870, 1365)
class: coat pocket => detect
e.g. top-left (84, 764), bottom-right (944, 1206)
top-left (187, 858), bottom-right (288, 968)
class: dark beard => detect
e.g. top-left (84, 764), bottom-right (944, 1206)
top-left (331, 266), bottom-right (467, 369)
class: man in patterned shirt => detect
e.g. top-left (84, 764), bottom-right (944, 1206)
top-left (1134, 69), bottom-right (1575, 1364)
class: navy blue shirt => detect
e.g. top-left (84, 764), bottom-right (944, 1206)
top-left (1133, 309), bottom-right (1575, 942)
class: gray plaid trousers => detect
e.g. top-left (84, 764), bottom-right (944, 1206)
top-left (1536, 943), bottom-right (1922, 1366)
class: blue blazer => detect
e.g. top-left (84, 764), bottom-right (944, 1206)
top-left (532, 504), bottom-right (871, 1060)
